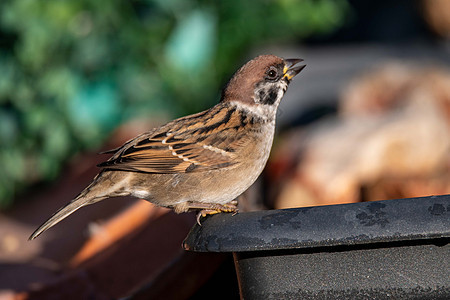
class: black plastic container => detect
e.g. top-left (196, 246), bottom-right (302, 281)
top-left (184, 195), bottom-right (450, 299)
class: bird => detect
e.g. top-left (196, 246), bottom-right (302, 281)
top-left (29, 55), bottom-right (305, 240)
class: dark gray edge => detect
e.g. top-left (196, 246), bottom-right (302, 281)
top-left (184, 194), bottom-right (450, 252)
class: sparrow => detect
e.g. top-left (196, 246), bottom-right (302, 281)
top-left (29, 55), bottom-right (305, 240)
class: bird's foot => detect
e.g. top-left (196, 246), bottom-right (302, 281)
top-left (191, 201), bottom-right (238, 225)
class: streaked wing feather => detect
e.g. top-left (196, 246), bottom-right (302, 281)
top-left (97, 104), bottom-right (252, 174)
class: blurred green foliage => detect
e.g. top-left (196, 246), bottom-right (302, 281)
top-left (0, 0), bottom-right (349, 207)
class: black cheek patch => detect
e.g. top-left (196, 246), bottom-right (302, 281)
top-left (258, 90), bottom-right (265, 101)
top-left (260, 87), bottom-right (279, 105)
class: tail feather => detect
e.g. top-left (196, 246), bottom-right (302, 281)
top-left (29, 171), bottom-right (129, 240)
top-left (28, 194), bottom-right (107, 240)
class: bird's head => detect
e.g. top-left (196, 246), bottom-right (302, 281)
top-left (221, 55), bottom-right (305, 113)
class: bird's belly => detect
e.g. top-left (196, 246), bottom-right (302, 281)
top-left (133, 166), bottom-right (259, 207)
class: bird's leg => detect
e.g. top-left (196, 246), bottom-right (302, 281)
top-left (184, 201), bottom-right (238, 225)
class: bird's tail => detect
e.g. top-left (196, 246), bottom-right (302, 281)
top-left (29, 172), bottom-right (127, 240)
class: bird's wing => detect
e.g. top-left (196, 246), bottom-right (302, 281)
top-left (97, 105), bottom-right (254, 173)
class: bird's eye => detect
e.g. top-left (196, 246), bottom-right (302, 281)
top-left (266, 68), bottom-right (278, 80)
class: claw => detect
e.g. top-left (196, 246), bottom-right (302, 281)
top-left (195, 204), bottom-right (239, 226)
top-left (196, 212), bottom-right (203, 226)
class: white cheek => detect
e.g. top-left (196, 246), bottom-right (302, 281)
top-left (255, 82), bottom-right (287, 104)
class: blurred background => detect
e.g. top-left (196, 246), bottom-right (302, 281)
top-left (0, 0), bottom-right (449, 299)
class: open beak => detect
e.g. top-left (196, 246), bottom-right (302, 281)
top-left (283, 58), bottom-right (306, 80)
